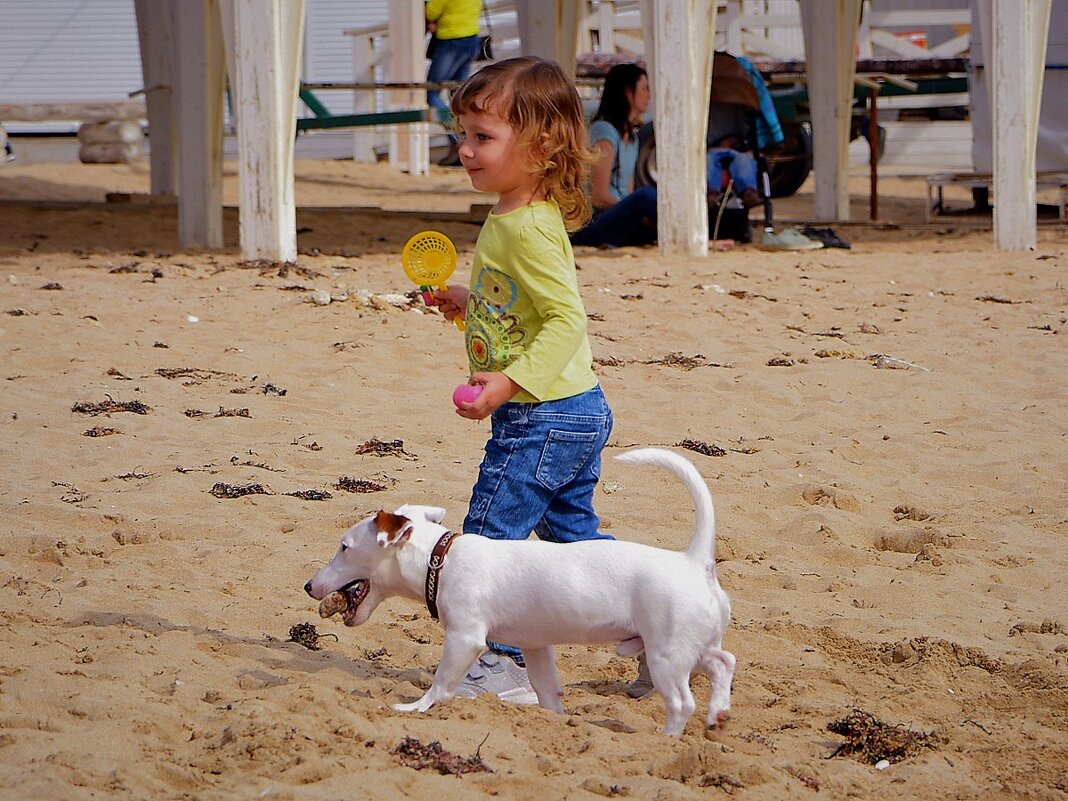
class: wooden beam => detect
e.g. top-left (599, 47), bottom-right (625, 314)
top-left (224, 0), bottom-right (306, 261)
top-left (0, 100), bottom-right (146, 123)
top-left (979, 0), bottom-right (1051, 251)
top-left (643, 0), bottom-right (716, 256)
top-left (174, 0), bottom-right (225, 249)
top-left (134, 0), bottom-right (178, 196)
top-left (800, 0), bottom-right (861, 222)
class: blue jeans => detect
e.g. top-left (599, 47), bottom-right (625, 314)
top-left (464, 385), bottom-right (614, 542)
top-left (707, 148), bottom-right (758, 194)
top-left (569, 185), bottom-right (658, 248)
top-left (464, 385), bottom-right (614, 663)
top-left (427, 35), bottom-right (480, 111)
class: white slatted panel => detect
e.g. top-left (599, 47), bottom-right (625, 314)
top-left (303, 0), bottom-right (389, 116)
top-left (0, 0), bottom-right (142, 131)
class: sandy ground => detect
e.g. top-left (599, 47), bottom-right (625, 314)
top-left (1, 154), bottom-right (1066, 801)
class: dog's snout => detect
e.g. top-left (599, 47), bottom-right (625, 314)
top-left (304, 579), bottom-right (313, 596)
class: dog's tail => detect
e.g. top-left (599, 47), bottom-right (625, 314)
top-left (614, 447), bottom-right (716, 563)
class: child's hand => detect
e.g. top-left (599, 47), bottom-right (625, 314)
top-left (428, 284), bottom-right (469, 326)
top-left (455, 372), bottom-right (520, 420)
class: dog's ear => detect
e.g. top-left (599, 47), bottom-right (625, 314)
top-left (393, 504), bottom-right (447, 524)
top-left (374, 510), bottom-right (412, 548)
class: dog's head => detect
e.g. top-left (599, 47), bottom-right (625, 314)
top-left (303, 505), bottom-right (447, 626)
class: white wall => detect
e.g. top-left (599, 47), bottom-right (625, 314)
top-left (0, 0), bottom-right (142, 131)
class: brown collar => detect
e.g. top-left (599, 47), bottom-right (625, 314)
top-left (425, 531), bottom-right (462, 620)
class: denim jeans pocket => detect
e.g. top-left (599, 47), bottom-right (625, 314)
top-left (535, 429), bottom-right (599, 491)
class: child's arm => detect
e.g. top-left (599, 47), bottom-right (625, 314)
top-left (428, 284), bottom-right (469, 326)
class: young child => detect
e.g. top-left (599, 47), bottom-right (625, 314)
top-left (429, 57), bottom-right (615, 699)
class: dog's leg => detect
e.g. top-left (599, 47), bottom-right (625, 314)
top-left (522, 646), bottom-right (564, 714)
top-left (393, 636), bottom-right (484, 713)
top-left (645, 649), bottom-right (698, 737)
top-left (698, 645), bottom-right (736, 728)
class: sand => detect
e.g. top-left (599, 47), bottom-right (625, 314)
top-left (1, 156), bottom-right (1066, 800)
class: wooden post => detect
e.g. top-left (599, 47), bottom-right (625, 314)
top-left (351, 32), bottom-right (378, 163)
top-left (641, 0), bottom-right (715, 257)
top-left (516, 0), bottom-right (583, 75)
top-left (174, 0), bottom-right (226, 249)
top-left (388, 0), bottom-right (427, 174)
top-left (134, 0), bottom-right (178, 196)
top-left (224, 0), bottom-right (306, 262)
top-left (800, 0), bottom-right (861, 222)
top-left (980, 0), bottom-right (1052, 251)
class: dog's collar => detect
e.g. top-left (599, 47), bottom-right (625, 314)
top-left (425, 530), bottom-right (462, 620)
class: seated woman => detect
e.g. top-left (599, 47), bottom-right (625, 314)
top-left (569, 63), bottom-right (657, 248)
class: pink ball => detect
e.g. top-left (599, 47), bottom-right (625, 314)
top-left (453, 383), bottom-right (483, 408)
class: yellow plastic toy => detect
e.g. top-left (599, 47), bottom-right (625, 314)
top-left (402, 230), bottom-right (463, 331)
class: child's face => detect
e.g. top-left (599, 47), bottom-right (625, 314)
top-left (456, 98), bottom-right (542, 207)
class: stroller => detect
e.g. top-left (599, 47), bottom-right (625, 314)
top-left (635, 51), bottom-right (779, 244)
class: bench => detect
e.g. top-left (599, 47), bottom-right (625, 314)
top-left (926, 170), bottom-right (1068, 222)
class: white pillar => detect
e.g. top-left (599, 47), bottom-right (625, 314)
top-left (174, 0), bottom-right (226, 249)
top-left (642, 0), bottom-right (716, 257)
top-left (979, 0), bottom-right (1051, 251)
top-left (388, 0), bottom-right (427, 174)
top-left (224, 0), bottom-right (306, 261)
top-left (800, 0), bottom-right (861, 222)
top-left (134, 0), bottom-right (178, 197)
top-left (516, 0), bottom-right (583, 74)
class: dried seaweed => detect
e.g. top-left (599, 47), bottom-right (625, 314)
top-left (355, 438), bottom-right (408, 457)
top-left (83, 426), bottom-right (120, 437)
top-left (287, 622), bottom-right (337, 651)
top-left (72, 398), bottom-right (150, 416)
top-left (334, 477), bottom-right (387, 493)
top-left (827, 709), bottom-right (934, 764)
top-left (677, 439), bottom-right (726, 457)
top-left (393, 736), bottom-right (493, 776)
top-left (643, 352), bottom-right (719, 371)
top-left (214, 407), bottom-right (251, 418)
top-left (767, 355), bottom-right (795, 367)
top-left (285, 489), bottom-right (333, 501)
top-left (156, 367), bottom-right (241, 381)
top-left (106, 368), bottom-right (132, 380)
top-left (210, 482), bottom-right (273, 498)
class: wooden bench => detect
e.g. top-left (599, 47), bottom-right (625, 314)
top-left (926, 170), bottom-right (1068, 222)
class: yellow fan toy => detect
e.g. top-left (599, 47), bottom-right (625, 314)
top-left (402, 230), bottom-right (463, 331)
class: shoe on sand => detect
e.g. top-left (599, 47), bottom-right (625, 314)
top-left (626, 653), bottom-right (654, 699)
top-left (456, 651), bottom-right (539, 705)
top-left (757, 226), bottom-right (824, 251)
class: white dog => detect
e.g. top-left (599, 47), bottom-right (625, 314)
top-left (304, 447), bottom-right (734, 736)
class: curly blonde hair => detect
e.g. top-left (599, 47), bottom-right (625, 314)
top-left (450, 57), bottom-right (595, 231)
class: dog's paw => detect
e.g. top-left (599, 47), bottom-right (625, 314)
top-left (708, 709), bottom-right (731, 728)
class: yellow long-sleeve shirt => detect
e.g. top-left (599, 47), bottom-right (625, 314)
top-left (425, 0), bottom-right (481, 40)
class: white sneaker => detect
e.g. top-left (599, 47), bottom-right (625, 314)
top-left (455, 651), bottom-right (539, 705)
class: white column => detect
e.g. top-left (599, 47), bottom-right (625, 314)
top-left (224, 0), bottom-right (306, 261)
top-left (134, 0), bottom-right (178, 197)
top-left (643, 0), bottom-right (716, 256)
top-left (174, 0), bottom-right (226, 249)
top-left (388, 0), bottom-right (427, 174)
top-left (800, 0), bottom-right (861, 222)
top-left (516, 0), bottom-right (583, 74)
top-left (979, 0), bottom-right (1051, 250)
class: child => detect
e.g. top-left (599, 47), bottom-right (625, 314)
top-left (429, 57), bottom-right (615, 699)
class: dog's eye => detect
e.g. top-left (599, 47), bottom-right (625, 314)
top-left (340, 543), bottom-right (349, 552)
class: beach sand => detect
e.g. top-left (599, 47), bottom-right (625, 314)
top-left (1, 156), bottom-right (1066, 800)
